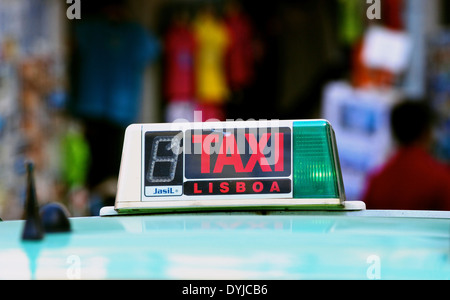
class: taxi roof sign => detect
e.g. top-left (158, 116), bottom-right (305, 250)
top-left (101, 119), bottom-right (355, 216)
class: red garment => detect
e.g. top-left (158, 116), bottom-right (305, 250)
top-left (225, 11), bottom-right (254, 90)
top-left (362, 146), bottom-right (450, 210)
top-left (195, 102), bottom-right (225, 122)
top-left (382, 0), bottom-right (404, 30)
top-left (164, 24), bottom-right (196, 100)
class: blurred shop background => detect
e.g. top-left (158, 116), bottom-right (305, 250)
top-left (0, 0), bottom-right (449, 219)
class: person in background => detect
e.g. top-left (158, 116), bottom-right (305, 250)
top-left (68, 0), bottom-right (160, 215)
top-left (362, 100), bottom-right (450, 210)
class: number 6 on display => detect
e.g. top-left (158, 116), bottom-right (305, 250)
top-left (147, 136), bottom-right (181, 183)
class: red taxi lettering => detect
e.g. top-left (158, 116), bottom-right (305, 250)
top-left (244, 133), bottom-right (272, 172)
top-left (192, 133), bottom-right (220, 173)
top-left (214, 134), bottom-right (244, 173)
top-left (192, 132), bottom-right (284, 174)
top-left (274, 133), bottom-right (284, 172)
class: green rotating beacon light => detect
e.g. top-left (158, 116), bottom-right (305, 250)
top-left (292, 120), bottom-right (345, 201)
top-left (101, 119), bottom-right (362, 216)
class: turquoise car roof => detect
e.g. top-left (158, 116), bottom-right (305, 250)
top-left (0, 211), bottom-right (449, 279)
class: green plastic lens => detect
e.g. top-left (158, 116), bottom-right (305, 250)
top-left (293, 120), bottom-right (344, 200)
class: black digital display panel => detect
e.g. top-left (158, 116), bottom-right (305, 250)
top-left (144, 131), bottom-right (183, 196)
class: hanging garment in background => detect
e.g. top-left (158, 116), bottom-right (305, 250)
top-left (163, 20), bottom-right (196, 122)
top-left (69, 18), bottom-right (160, 196)
top-left (382, 0), bottom-right (404, 30)
top-left (61, 123), bottom-right (90, 190)
top-left (337, 0), bottom-right (365, 46)
top-left (164, 22), bottom-right (196, 101)
top-left (192, 12), bottom-right (230, 105)
top-left (70, 19), bottom-right (160, 127)
top-left (225, 8), bottom-right (254, 91)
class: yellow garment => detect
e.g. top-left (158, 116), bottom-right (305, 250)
top-left (193, 14), bottom-right (230, 104)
